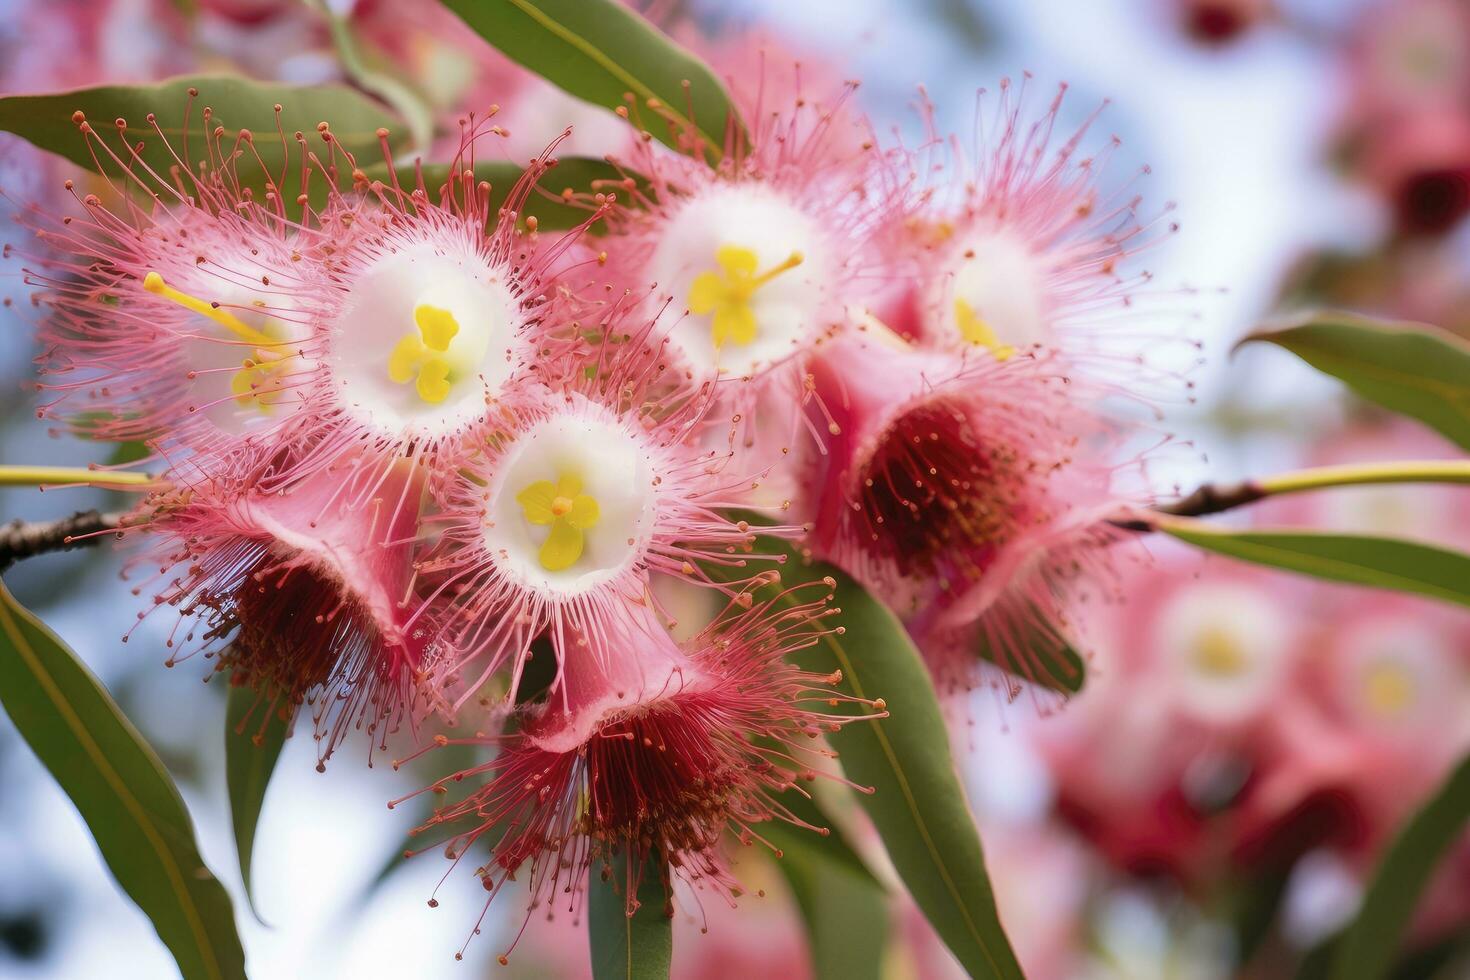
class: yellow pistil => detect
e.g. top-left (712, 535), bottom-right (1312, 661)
top-left (687, 245), bottom-right (804, 348)
top-left (1363, 662), bottom-right (1415, 718)
top-left (516, 473), bottom-right (601, 572)
top-left (143, 272), bottom-right (279, 348)
top-left (1193, 625), bottom-right (1247, 678)
top-left (388, 304), bottom-right (461, 404)
top-left (143, 272), bottom-right (294, 412)
top-left (954, 298), bottom-right (1016, 361)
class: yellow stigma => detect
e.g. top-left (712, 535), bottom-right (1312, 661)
top-left (687, 245), bottom-right (804, 348)
top-left (954, 298), bottom-right (1016, 361)
top-left (143, 272), bottom-right (293, 413)
top-left (388, 303), bottom-right (461, 404)
top-left (1193, 625), bottom-right (1247, 678)
top-left (1363, 662), bottom-right (1415, 718)
top-left (515, 472), bottom-right (601, 572)
top-left (143, 271), bottom-right (282, 348)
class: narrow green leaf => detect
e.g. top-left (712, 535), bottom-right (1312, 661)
top-left (976, 612), bottom-right (1086, 695)
top-left (0, 74), bottom-right (406, 208)
top-left (1240, 312), bottom-right (1470, 450)
top-left (379, 156), bottom-right (643, 232)
top-left (1331, 753), bottom-right (1470, 980)
top-left (224, 682), bottom-right (287, 921)
top-left (0, 580), bottom-right (245, 980)
top-left (1159, 520), bottom-right (1470, 610)
top-left (710, 532), bottom-right (1024, 979)
top-left (764, 792), bottom-right (889, 980)
top-left (437, 0), bottom-right (744, 158)
top-left (588, 848), bottom-right (672, 980)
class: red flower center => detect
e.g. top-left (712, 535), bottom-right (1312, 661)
top-left (854, 398), bottom-right (1028, 584)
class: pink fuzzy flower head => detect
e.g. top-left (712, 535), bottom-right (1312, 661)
top-left (806, 329), bottom-right (1131, 691)
top-left (397, 585), bottom-right (879, 963)
top-left (129, 452), bottom-right (435, 767)
top-left (414, 322), bottom-right (797, 714)
top-left (15, 102), bottom-right (336, 469)
top-left (596, 77), bottom-right (915, 450)
top-left (888, 79), bottom-right (1182, 392)
top-left (253, 122), bottom-right (608, 495)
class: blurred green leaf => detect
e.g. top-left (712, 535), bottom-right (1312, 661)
top-left (588, 848), bottom-right (672, 980)
top-left (0, 74), bottom-right (406, 210)
top-left (0, 579), bottom-right (245, 979)
top-left (437, 0), bottom-right (744, 158)
top-left (1159, 520), bottom-right (1470, 609)
top-left (709, 531), bottom-right (1024, 979)
top-left (977, 612), bottom-right (1086, 695)
top-left (1331, 753), bottom-right (1470, 980)
top-left (106, 441), bottom-right (153, 466)
top-left (224, 682), bottom-right (287, 922)
top-left (1240, 312), bottom-right (1470, 450)
top-left (764, 792), bottom-right (889, 980)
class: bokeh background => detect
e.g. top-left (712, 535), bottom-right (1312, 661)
top-left (1, 0), bottom-right (1469, 977)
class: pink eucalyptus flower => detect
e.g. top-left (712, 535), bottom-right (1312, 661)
top-left (14, 104), bottom-right (338, 472)
top-left (128, 452), bottom-right (435, 767)
top-left (398, 588), bottom-right (878, 963)
top-left (1033, 548), bottom-right (1331, 882)
top-left (805, 328), bottom-right (1134, 692)
top-left (254, 124), bottom-right (607, 495)
top-left (885, 79), bottom-right (1181, 396)
top-left (1254, 594), bottom-right (1470, 865)
top-left (595, 78), bottom-right (916, 455)
top-left (411, 316), bottom-right (800, 714)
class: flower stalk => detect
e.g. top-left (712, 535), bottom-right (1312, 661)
top-left (0, 466), bottom-right (157, 489)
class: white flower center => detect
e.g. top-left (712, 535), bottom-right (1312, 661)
top-left (1155, 582), bottom-right (1290, 724)
top-left (1340, 622), bottom-right (1459, 729)
top-left (483, 401), bottom-right (658, 596)
top-left (930, 228), bottom-right (1050, 354)
top-left (649, 185), bottom-right (831, 380)
top-left (328, 241), bottom-right (521, 438)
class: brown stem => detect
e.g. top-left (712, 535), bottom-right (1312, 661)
top-left (0, 510), bottom-right (126, 573)
top-left (1111, 478), bottom-right (1267, 533)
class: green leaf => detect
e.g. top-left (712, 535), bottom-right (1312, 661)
top-left (1159, 520), bottom-right (1470, 610)
top-left (764, 792), bottom-right (889, 980)
top-left (380, 156), bottom-right (643, 233)
top-left (588, 848), bottom-right (672, 980)
top-left (711, 533), bottom-right (1024, 979)
top-left (224, 681), bottom-right (287, 921)
top-left (437, 0), bottom-right (744, 158)
top-left (977, 612), bottom-right (1086, 695)
top-left (1331, 753), bottom-right (1470, 980)
top-left (0, 74), bottom-right (406, 210)
top-left (106, 440), bottom-right (153, 466)
top-left (0, 579), bottom-right (245, 979)
top-left (1240, 312), bottom-right (1470, 450)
